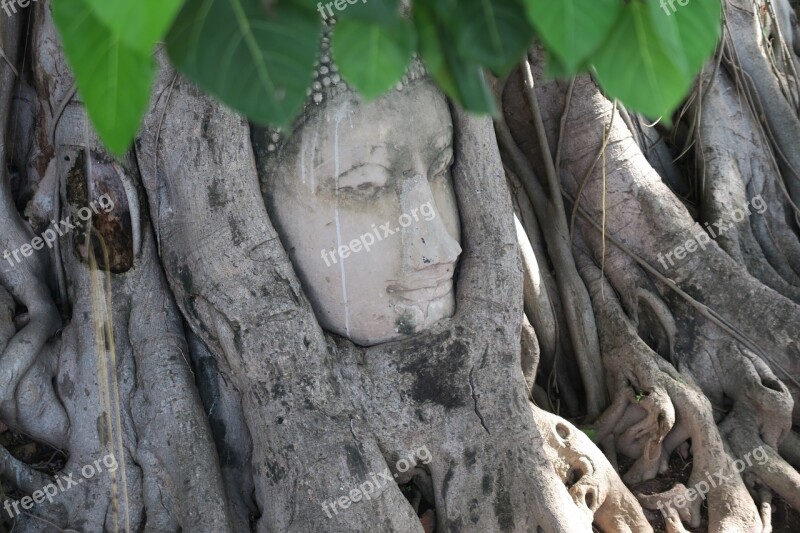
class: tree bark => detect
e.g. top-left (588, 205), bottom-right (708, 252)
top-left (0, 0), bottom-right (798, 531)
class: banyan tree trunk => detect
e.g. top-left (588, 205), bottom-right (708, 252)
top-left (0, 0), bottom-right (798, 532)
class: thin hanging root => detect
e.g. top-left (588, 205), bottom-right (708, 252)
top-left (569, 101), bottom-right (617, 238)
top-left (515, 212), bottom-right (558, 368)
top-left (496, 113), bottom-right (606, 420)
top-left (636, 288), bottom-right (677, 360)
top-left (566, 188), bottom-right (800, 392)
top-left (48, 83), bottom-right (76, 146)
top-left (575, 247), bottom-right (763, 531)
top-left (507, 165), bottom-right (582, 414)
top-left (724, 0), bottom-right (800, 210)
top-left (762, 0), bottom-right (800, 110)
top-left (0, 43), bottom-right (17, 77)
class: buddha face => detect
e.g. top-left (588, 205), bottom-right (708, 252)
top-left (263, 81), bottom-right (461, 345)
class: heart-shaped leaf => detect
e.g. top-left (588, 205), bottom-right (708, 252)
top-left (644, 0), bottom-right (721, 78)
top-left (412, 2), bottom-right (496, 115)
top-left (83, 0), bottom-right (186, 54)
top-left (166, 0), bottom-right (320, 127)
top-left (332, 17), bottom-right (415, 100)
top-left (591, 1), bottom-right (697, 119)
top-left (52, 0), bottom-right (155, 155)
top-left (524, 0), bottom-right (622, 73)
top-left (455, 0), bottom-right (535, 75)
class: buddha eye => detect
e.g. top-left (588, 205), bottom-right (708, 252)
top-left (338, 182), bottom-right (382, 193)
top-left (335, 164), bottom-right (390, 193)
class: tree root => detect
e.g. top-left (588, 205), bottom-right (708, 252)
top-left (502, 48), bottom-right (800, 531)
top-left (725, 0), bottom-right (800, 207)
top-left (577, 250), bottom-right (762, 532)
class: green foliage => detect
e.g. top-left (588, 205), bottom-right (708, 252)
top-left (48, 0), bottom-right (722, 156)
top-left (592, 2), bottom-right (689, 120)
top-left (413, 1), bottom-right (496, 114)
top-left (454, 0), bottom-right (535, 75)
top-left (591, 0), bottom-right (721, 118)
top-left (51, 0), bottom-right (155, 155)
top-left (83, 0), bottom-right (185, 54)
top-left (334, 0), bottom-right (400, 24)
top-left (332, 16), bottom-right (416, 99)
top-left (524, 0), bottom-right (621, 73)
top-left (166, 0), bottom-right (321, 128)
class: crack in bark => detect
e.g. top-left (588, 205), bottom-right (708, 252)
top-left (348, 417), bottom-right (361, 450)
top-left (469, 365), bottom-right (490, 435)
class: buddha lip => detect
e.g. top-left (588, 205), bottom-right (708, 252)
top-left (386, 264), bottom-right (455, 295)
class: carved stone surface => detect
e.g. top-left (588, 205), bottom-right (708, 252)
top-left (258, 80), bottom-right (462, 345)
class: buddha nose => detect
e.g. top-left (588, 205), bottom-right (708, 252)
top-left (399, 174), bottom-right (461, 272)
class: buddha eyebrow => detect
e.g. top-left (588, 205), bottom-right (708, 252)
top-left (313, 143), bottom-right (387, 174)
top-left (337, 162), bottom-right (385, 176)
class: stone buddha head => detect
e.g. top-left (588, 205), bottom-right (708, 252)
top-left (257, 49), bottom-right (462, 346)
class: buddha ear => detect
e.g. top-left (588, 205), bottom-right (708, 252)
top-left (447, 103), bottom-right (522, 329)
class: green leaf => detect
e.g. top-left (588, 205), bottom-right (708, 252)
top-left (644, 0), bottom-right (721, 78)
top-left (412, 2), bottom-right (457, 97)
top-left (166, 0), bottom-right (321, 128)
top-left (412, 2), bottom-right (496, 115)
top-left (334, 0), bottom-right (401, 24)
top-left (590, 0), bottom-right (720, 119)
top-left (83, 0), bottom-right (186, 54)
top-left (580, 428), bottom-right (597, 441)
top-left (454, 0), bottom-right (535, 75)
top-left (51, 0), bottom-right (154, 155)
top-left (590, 1), bottom-right (692, 119)
top-left (332, 18), bottom-right (415, 100)
top-left (524, 0), bottom-right (621, 73)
